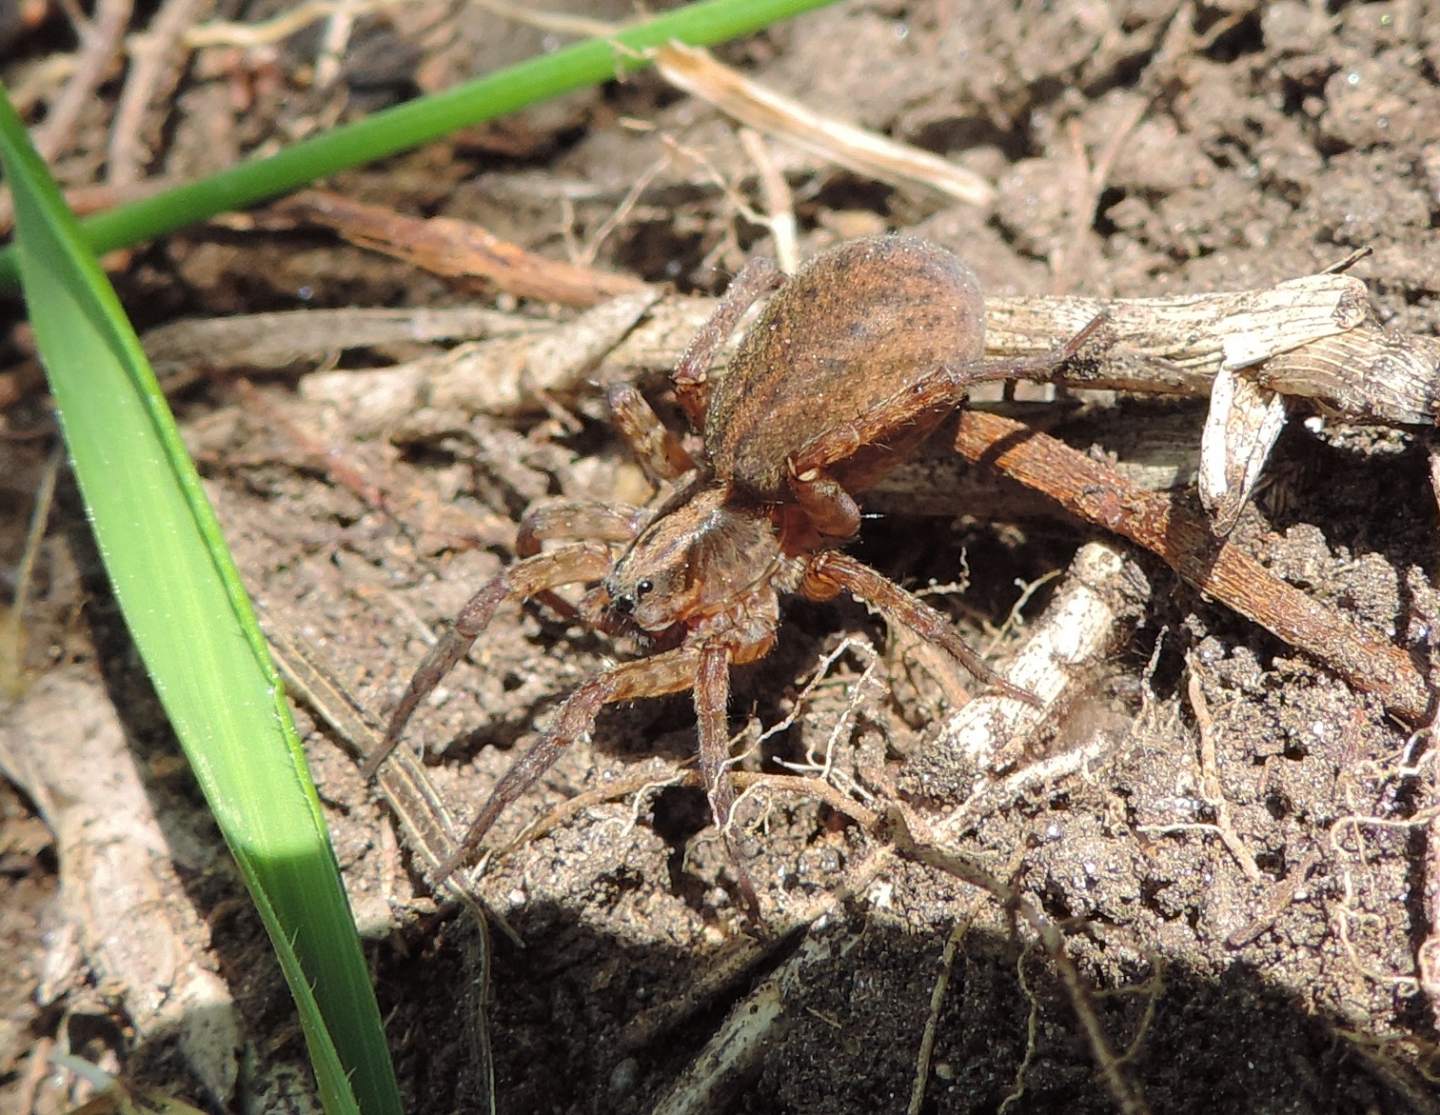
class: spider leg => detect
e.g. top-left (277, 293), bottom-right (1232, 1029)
top-left (606, 382), bottom-right (697, 483)
top-left (801, 550), bottom-right (1041, 708)
top-left (671, 255), bottom-right (785, 429)
top-left (785, 312), bottom-right (1108, 537)
top-left (787, 466), bottom-right (863, 539)
top-left (515, 500), bottom-right (648, 558)
top-left (364, 543), bottom-right (615, 778)
top-left (695, 643), bottom-right (762, 919)
top-left (436, 644), bottom-right (705, 879)
top-left (516, 498), bottom-right (649, 620)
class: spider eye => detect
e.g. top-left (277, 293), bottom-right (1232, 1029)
top-left (636, 579), bottom-right (654, 598)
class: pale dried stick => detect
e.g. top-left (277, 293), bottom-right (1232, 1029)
top-left (655, 42), bottom-right (995, 207)
top-left (738, 128), bottom-right (799, 274)
top-left (107, 0), bottom-right (207, 185)
top-left (907, 913), bottom-right (977, 1115)
top-left (183, 0), bottom-right (400, 47)
top-left (645, 951), bottom-right (789, 1115)
top-left (469, 1), bottom-right (996, 207)
top-left (0, 673), bottom-right (242, 1103)
top-left (906, 540), bottom-right (1152, 801)
top-left (1188, 670), bottom-right (1261, 880)
top-left (142, 304), bottom-right (541, 381)
top-left (33, 0), bottom-right (133, 162)
top-left (314, 0), bottom-right (360, 88)
top-left (174, 272), bottom-right (1431, 434)
top-left (1134, 671), bottom-right (1263, 880)
top-left (302, 290), bottom-right (662, 428)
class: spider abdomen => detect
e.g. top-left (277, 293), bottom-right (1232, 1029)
top-left (705, 235), bottom-right (986, 502)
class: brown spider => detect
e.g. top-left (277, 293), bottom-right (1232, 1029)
top-left (367, 235), bottom-right (1102, 912)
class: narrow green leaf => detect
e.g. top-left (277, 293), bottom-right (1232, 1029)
top-left (0, 87), bottom-right (400, 1115)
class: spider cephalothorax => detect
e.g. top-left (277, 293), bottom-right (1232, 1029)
top-left (599, 484), bottom-right (789, 637)
top-left (367, 235), bottom-right (1102, 915)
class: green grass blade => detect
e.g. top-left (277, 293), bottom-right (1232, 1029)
top-left (0, 0), bottom-right (837, 291)
top-left (0, 87), bottom-right (401, 1115)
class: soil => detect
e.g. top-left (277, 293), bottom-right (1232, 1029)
top-left (3, 2), bottom-right (1440, 1113)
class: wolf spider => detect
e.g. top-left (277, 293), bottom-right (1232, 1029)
top-left (368, 236), bottom-right (1102, 913)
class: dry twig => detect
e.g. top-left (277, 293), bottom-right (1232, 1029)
top-left (655, 42), bottom-right (995, 208)
top-left (737, 128), bottom-right (799, 273)
top-left (32, 0), bottom-right (133, 163)
top-left (0, 673), bottom-right (242, 1103)
top-left (278, 190), bottom-right (648, 306)
top-left (1134, 670), bottom-right (1262, 881)
top-left (183, 0), bottom-right (390, 48)
top-left (142, 304), bottom-right (541, 382)
top-left (951, 410), bottom-right (1432, 723)
top-left (906, 540), bottom-right (1152, 802)
top-left (107, 0), bottom-right (208, 185)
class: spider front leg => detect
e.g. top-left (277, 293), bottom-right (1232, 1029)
top-left (364, 543), bottom-right (615, 778)
top-left (785, 312), bottom-right (1109, 538)
top-left (436, 644), bottom-right (706, 879)
top-left (671, 255), bottom-right (785, 429)
top-left (802, 550), bottom-right (1041, 708)
top-left (606, 383), bottom-right (697, 484)
top-left (515, 500), bottom-right (649, 558)
top-left (516, 498), bottom-right (649, 620)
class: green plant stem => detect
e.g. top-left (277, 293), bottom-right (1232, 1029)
top-left (0, 0), bottom-right (837, 292)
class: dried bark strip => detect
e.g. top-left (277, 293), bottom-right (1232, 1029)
top-left (1254, 328), bottom-right (1440, 426)
top-left (1198, 366), bottom-right (1289, 532)
top-left (0, 673), bottom-right (242, 1103)
top-left (143, 304), bottom-right (540, 379)
top-left (279, 190), bottom-right (648, 306)
top-left (952, 410), bottom-right (1433, 724)
top-left (985, 273), bottom-right (1369, 382)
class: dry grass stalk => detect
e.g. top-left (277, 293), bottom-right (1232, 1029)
top-left (654, 43), bottom-right (996, 208)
